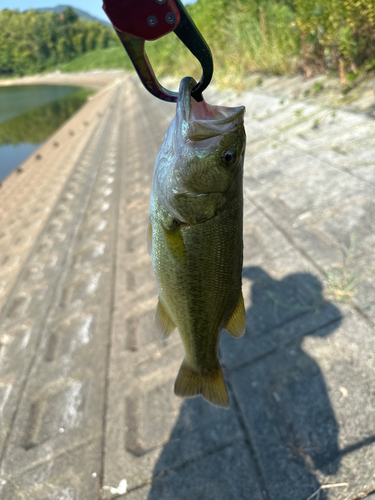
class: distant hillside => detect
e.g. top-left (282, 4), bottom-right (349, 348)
top-left (34, 4), bottom-right (110, 26)
top-left (0, 7), bottom-right (117, 76)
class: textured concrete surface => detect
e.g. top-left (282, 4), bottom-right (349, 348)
top-left (0, 72), bottom-right (374, 500)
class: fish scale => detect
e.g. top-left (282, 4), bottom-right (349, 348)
top-left (149, 77), bottom-right (246, 408)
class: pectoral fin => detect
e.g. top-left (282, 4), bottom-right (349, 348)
top-left (162, 223), bottom-right (187, 261)
top-left (174, 359), bottom-right (229, 408)
top-left (147, 218), bottom-right (152, 255)
top-left (226, 292), bottom-right (246, 338)
top-left (155, 298), bottom-right (175, 339)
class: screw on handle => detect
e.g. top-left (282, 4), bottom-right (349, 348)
top-left (103, 0), bottom-right (180, 41)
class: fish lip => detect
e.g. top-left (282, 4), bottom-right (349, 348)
top-left (177, 76), bottom-right (196, 125)
top-left (177, 77), bottom-right (245, 140)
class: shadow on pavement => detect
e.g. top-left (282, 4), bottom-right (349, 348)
top-left (147, 267), bottom-right (343, 500)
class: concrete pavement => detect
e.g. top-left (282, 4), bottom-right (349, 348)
top-left (0, 72), bottom-right (374, 500)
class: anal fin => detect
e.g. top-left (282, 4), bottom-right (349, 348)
top-left (226, 292), bottom-right (246, 338)
top-left (174, 359), bottom-right (229, 408)
top-left (155, 298), bottom-right (175, 339)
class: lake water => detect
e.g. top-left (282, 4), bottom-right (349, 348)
top-left (0, 84), bottom-right (93, 182)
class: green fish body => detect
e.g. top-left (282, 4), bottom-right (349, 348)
top-left (148, 77), bottom-right (246, 408)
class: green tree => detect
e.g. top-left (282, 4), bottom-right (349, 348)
top-left (0, 7), bottom-right (117, 76)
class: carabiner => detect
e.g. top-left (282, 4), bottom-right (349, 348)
top-left (102, 0), bottom-right (213, 102)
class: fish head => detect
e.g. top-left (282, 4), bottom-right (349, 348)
top-left (153, 77), bottom-right (246, 225)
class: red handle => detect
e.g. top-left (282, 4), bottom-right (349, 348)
top-left (103, 0), bottom-right (180, 41)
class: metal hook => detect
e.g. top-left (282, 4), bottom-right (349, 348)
top-left (103, 0), bottom-right (213, 102)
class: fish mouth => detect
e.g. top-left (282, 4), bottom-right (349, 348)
top-left (177, 77), bottom-right (245, 141)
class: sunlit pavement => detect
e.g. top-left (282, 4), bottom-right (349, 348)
top-left (0, 72), bottom-right (374, 500)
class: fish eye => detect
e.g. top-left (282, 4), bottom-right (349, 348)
top-left (221, 148), bottom-right (237, 166)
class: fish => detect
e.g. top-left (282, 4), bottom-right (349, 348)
top-left (148, 76), bottom-right (246, 408)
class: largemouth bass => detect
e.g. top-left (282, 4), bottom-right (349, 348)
top-left (148, 77), bottom-right (246, 408)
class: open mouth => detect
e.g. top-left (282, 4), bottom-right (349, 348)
top-left (177, 77), bottom-right (245, 139)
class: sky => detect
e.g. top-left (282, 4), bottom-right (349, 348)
top-left (0, 0), bottom-right (194, 23)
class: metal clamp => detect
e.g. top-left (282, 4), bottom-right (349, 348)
top-left (103, 0), bottom-right (213, 102)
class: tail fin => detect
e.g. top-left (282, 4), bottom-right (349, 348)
top-left (174, 359), bottom-right (229, 408)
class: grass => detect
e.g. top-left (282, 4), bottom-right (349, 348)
top-left (313, 81), bottom-right (324, 94)
top-left (58, 47), bottom-right (133, 72)
top-left (324, 235), bottom-right (359, 304)
top-left (218, 1), bottom-right (300, 82)
top-left (48, 0), bottom-right (301, 90)
top-left (2, 0), bottom-right (375, 88)
top-left (32, 0), bottom-right (373, 92)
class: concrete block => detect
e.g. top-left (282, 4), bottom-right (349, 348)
top-left (221, 250), bottom-right (342, 371)
top-left (230, 307), bottom-right (375, 500)
top-left (125, 441), bottom-right (264, 500)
